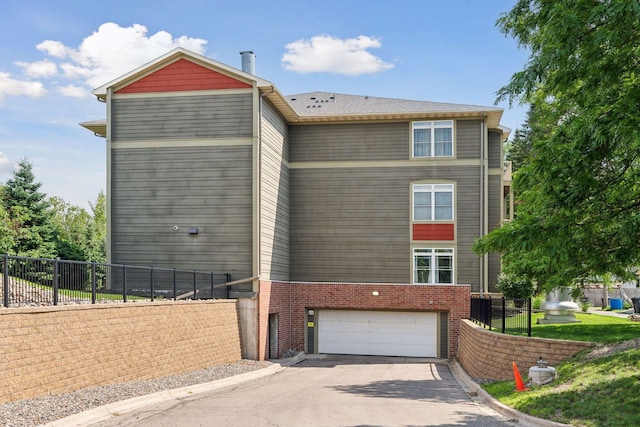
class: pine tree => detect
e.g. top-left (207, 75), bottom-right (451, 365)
top-left (2, 159), bottom-right (55, 257)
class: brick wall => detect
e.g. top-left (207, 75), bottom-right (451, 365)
top-left (458, 319), bottom-right (594, 380)
top-left (259, 281), bottom-right (470, 360)
top-left (0, 300), bottom-right (242, 403)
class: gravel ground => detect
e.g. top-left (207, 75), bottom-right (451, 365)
top-left (0, 359), bottom-right (273, 427)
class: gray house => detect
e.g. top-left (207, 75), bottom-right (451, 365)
top-left (82, 48), bottom-right (509, 359)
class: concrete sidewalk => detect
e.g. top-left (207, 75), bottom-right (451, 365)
top-left (588, 307), bottom-right (636, 318)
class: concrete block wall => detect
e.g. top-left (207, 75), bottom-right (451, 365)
top-left (457, 319), bottom-right (594, 380)
top-left (259, 281), bottom-right (471, 360)
top-left (0, 300), bottom-right (242, 403)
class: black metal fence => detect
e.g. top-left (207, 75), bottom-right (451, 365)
top-left (1, 254), bottom-right (234, 308)
top-left (470, 295), bottom-right (532, 336)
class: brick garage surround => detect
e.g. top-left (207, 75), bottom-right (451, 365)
top-left (0, 300), bottom-right (242, 403)
top-left (258, 281), bottom-right (471, 360)
top-left (458, 319), bottom-right (595, 380)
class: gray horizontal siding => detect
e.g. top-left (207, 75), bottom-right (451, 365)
top-left (290, 122), bottom-right (409, 162)
top-left (487, 174), bottom-right (503, 293)
top-left (290, 120), bottom-right (482, 163)
top-left (456, 120), bottom-right (481, 159)
top-left (290, 166), bottom-right (483, 285)
top-left (260, 100), bottom-right (290, 281)
top-left (112, 94), bottom-right (253, 141)
top-left (488, 130), bottom-right (503, 169)
top-left (110, 145), bottom-right (253, 280)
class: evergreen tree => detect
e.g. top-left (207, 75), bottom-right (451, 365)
top-left (2, 159), bottom-right (55, 257)
top-left (0, 186), bottom-right (15, 253)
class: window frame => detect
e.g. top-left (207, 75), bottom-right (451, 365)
top-left (411, 120), bottom-right (454, 158)
top-left (413, 248), bottom-right (455, 284)
top-left (412, 183), bottom-right (454, 221)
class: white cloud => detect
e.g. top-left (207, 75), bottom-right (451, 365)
top-left (15, 60), bottom-right (58, 78)
top-left (0, 152), bottom-right (15, 175)
top-left (23, 23), bottom-right (208, 95)
top-left (56, 84), bottom-right (88, 98)
top-left (282, 35), bottom-right (394, 75)
top-left (37, 40), bottom-right (73, 58)
top-left (0, 72), bottom-right (47, 101)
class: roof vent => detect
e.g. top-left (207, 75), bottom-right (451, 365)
top-left (239, 51), bottom-right (255, 75)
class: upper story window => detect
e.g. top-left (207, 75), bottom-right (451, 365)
top-left (412, 120), bottom-right (453, 158)
top-left (413, 184), bottom-right (454, 221)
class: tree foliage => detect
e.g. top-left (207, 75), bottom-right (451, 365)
top-left (474, 1), bottom-right (640, 291)
top-left (1, 159), bottom-right (106, 262)
top-left (2, 159), bottom-right (56, 258)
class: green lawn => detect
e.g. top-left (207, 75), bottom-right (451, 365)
top-left (483, 313), bottom-right (640, 426)
top-left (30, 282), bottom-right (148, 301)
top-left (531, 312), bottom-right (640, 343)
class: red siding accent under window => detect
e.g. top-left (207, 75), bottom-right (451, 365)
top-left (413, 223), bottom-right (455, 241)
top-left (115, 58), bottom-right (252, 94)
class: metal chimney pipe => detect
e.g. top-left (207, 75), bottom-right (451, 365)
top-left (240, 51), bottom-right (255, 75)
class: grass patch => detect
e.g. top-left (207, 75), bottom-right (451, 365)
top-left (54, 287), bottom-right (148, 301)
top-left (28, 281), bottom-right (148, 301)
top-left (531, 312), bottom-right (640, 343)
top-left (483, 347), bottom-right (640, 426)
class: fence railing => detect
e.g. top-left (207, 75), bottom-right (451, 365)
top-left (1, 254), bottom-right (237, 308)
top-left (470, 295), bottom-right (532, 337)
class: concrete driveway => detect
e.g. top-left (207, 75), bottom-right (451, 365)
top-left (90, 355), bottom-right (517, 427)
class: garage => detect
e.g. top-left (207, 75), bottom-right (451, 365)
top-left (317, 310), bottom-right (438, 357)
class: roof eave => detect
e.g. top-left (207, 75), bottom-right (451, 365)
top-left (285, 109), bottom-right (503, 127)
top-left (79, 120), bottom-right (106, 137)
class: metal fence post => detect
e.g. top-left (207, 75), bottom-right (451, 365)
top-left (210, 272), bottom-right (214, 300)
top-left (150, 266), bottom-right (155, 301)
top-left (91, 262), bottom-right (97, 304)
top-left (2, 254), bottom-right (9, 308)
top-left (173, 268), bottom-right (177, 301)
top-left (193, 270), bottom-right (197, 300)
top-left (53, 258), bottom-right (59, 306)
top-left (528, 297), bottom-right (532, 337)
top-left (123, 265), bottom-right (128, 303)
top-left (501, 296), bottom-right (506, 333)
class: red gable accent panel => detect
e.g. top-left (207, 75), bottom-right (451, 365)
top-left (115, 58), bottom-right (252, 94)
top-left (413, 224), bottom-right (455, 241)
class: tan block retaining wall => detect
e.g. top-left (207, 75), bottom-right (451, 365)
top-left (0, 300), bottom-right (242, 403)
top-left (458, 319), bottom-right (595, 380)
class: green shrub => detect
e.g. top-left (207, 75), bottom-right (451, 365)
top-left (532, 293), bottom-right (545, 309)
top-left (497, 273), bottom-right (536, 299)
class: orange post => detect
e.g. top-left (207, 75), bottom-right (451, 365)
top-left (512, 361), bottom-right (529, 391)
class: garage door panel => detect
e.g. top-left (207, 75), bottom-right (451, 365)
top-left (318, 310), bottom-right (437, 358)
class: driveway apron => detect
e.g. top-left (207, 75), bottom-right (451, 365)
top-left (90, 355), bottom-right (517, 427)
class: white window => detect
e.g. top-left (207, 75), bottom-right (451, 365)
top-left (412, 121), bottom-right (453, 158)
top-left (413, 248), bottom-right (454, 284)
top-left (413, 184), bottom-right (454, 221)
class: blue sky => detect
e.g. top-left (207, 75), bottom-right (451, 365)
top-left (0, 0), bottom-right (529, 209)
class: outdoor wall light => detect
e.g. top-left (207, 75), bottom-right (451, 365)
top-left (188, 227), bottom-right (199, 235)
top-left (308, 309), bottom-right (315, 316)
top-left (372, 291), bottom-right (380, 296)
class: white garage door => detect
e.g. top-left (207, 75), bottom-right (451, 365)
top-left (318, 310), bottom-right (438, 357)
